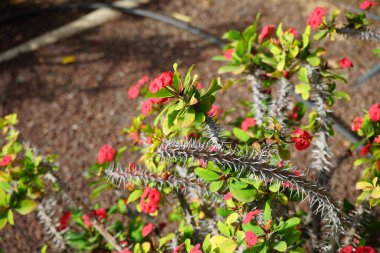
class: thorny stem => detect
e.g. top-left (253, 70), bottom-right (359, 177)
top-left (158, 139), bottom-right (347, 234)
top-left (92, 221), bottom-right (122, 252)
top-left (336, 26), bottom-right (380, 43)
top-left (204, 116), bottom-right (224, 150)
top-left (269, 78), bottom-right (292, 125)
top-left (176, 192), bottom-right (201, 242)
top-left (248, 74), bottom-right (266, 125)
top-left (104, 164), bottom-right (223, 201)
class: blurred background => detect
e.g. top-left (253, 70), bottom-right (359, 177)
top-left (0, 0), bottom-right (379, 251)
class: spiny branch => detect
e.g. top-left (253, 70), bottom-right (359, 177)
top-left (269, 78), bottom-right (292, 125)
top-left (204, 116), bottom-right (224, 150)
top-left (158, 139), bottom-right (347, 233)
top-left (104, 163), bottom-right (222, 201)
top-left (248, 74), bottom-right (266, 125)
top-left (336, 26), bottom-right (380, 42)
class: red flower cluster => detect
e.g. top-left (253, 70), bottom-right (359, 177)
top-left (140, 186), bottom-right (161, 213)
top-left (360, 143), bottom-right (371, 156)
top-left (224, 192), bottom-right (232, 201)
top-left (245, 231), bottom-right (258, 249)
top-left (142, 223), bottom-right (154, 237)
top-left (291, 128), bottom-right (312, 151)
top-left (173, 243), bottom-right (185, 253)
top-left (241, 117), bottom-right (256, 131)
top-left (57, 211), bottom-right (71, 231)
top-left (141, 97), bottom-right (169, 116)
top-left (128, 75), bottom-right (150, 99)
top-left (351, 117), bottom-right (363, 131)
top-left (149, 72), bottom-right (173, 94)
top-left (289, 106), bottom-right (301, 120)
top-left (259, 25), bottom-right (275, 42)
top-left (81, 208), bottom-right (108, 227)
top-left (224, 49), bottom-right (234, 60)
top-left (360, 0), bottom-right (378, 10)
top-left (338, 57), bottom-right (354, 68)
top-left (97, 145), bottom-right (116, 164)
top-left (0, 155), bottom-right (12, 166)
top-left (340, 245), bottom-right (375, 253)
top-left (307, 7), bottom-right (326, 29)
top-left (369, 102), bottom-right (380, 122)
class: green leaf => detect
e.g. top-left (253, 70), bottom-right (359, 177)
top-left (283, 217), bottom-right (300, 230)
top-left (264, 197), bottom-right (272, 222)
top-left (40, 244), bottom-right (48, 253)
top-left (301, 26), bottom-right (310, 50)
top-left (209, 181), bottom-right (224, 192)
top-left (298, 67), bottom-right (309, 83)
top-left (222, 30), bottom-right (242, 41)
top-left (210, 235), bottom-right (237, 253)
top-left (232, 127), bottom-right (250, 142)
top-left (217, 221), bottom-right (230, 237)
top-left (127, 189), bottom-right (143, 204)
top-left (15, 199), bottom-right (37, 215)
top-left (225, 212), bottom-right (239, 224)
top-left (371, 187), bottom-right (380, 199)
top-left (184, 65), bottom-right (195, 91)
top-left (273, 241), bottom-right (287, 252)
top-left (203, 78), bottom-right (223, 98)
top-left (353, 158), bottom-right (372, 167)
top-left (333, 91), bottom-right (350, 101)
top-left (356, 181), bottom-right (373, 191)
top-left (146, 87), bottom-right (173, 99)
top-left (195, 168), bottom-right (220, 182)
top-left (218, 65), bottom-right (245, 74)
top-left (0, 212), bottom-right (7, 230)
top-left (158, 233), bottom-right (176, 249)
top-left (7, 209), bottom-right (14, 225)
top-left (306, 55), bottom-right (321, 66)
top-left (0, 189), bottom-right (7, 207)
top-left (313, 30), bottom-right (328, 41)
top-left (295, 83), bottom-right (311, 100)
top-left (229, 181), bottom-right (257, 202)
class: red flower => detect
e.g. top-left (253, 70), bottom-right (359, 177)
top-left (286, 28), bottom-right (298, 37)
top-left (196, 82), bottom-right (203, 90)
top-left (140, 187), bottom-right (161, 213)
top-left (289, 112), bottom-right (298, 120)
top-left (282, 71), bottom-right (289, 79)
top-left (150, 97), bottom-right (168, 104)
top-left (351, 117), bottom-right (363, 131)
top-left (307, 7), bottom-right (326, 29)
top-left (224, 192), bottom-right (233, 201)
top-left (149, 72), bottom-right (173, 94)
top-left (82, 215), bottom-right (92, 227)
top-left (141, 99), bottom-right (153, 116)
top-left (224, 49), bottom-right (234, 60)
top-left (137, 75), bottom-right (149, 86)
top-left (356, 246), bottom-right (376, 253)
top-left (259, 25), bottom-right (275, 42)
top-left (243, 210), bottom-right (261, 224)
top-left (97, 145), bottom-right (116, 164)
top-left (173, 243), bottom-right (185, 253)
top-left (360, 0), bottom-right (378, 10)
top-left (373, 135), bottom-right (380, 144)
top-left (128, 85), bottom-right (140, 99)
top-left (142, 223), bottom-right (154, 237)
top-left (0, 155), bottom-right (12, 166)
top-left (145, 137), bottom-right (153, 145)
top-left (378, 160), bottom-right (380, 172)
top-left (95, 208), bottom-right (107, 222)
top-left (340, 245), bottom-right (354, 253)
top-left (338, 58), bottom-right (353, 68)
top-left (245, 231), bottom-right (258, 249)
top-left (291, 128), bottom-right (312, 151)
top-left (369, 103), bottom-right (380, 122)
top-left (241, 117), bottom-right (256, 131)
top-left (190, 244), bottom-right (202, 253)
top-left (207, 105), bottom-right (223, 117)
top-left (360, 143), bottom-right (371, 156)
top-left (57, 211), bottom-right (71, 231)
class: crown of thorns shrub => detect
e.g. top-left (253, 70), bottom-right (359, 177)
top-left (1, 3), bottom-right (380, 253)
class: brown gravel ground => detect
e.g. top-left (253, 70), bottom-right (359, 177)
top-left (0, 0), bottom-right (379, 252)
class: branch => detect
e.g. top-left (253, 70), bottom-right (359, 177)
top-left (204, 116), bottom-right (224, 150)
top-left (336, 26), bottom-right (380, 42)
top-left (158, 139), bottom-right (347, 234)
top-left (248, 74), bottom-right (267, 125)
top-left (92, 221), bottom-right (122, 251)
